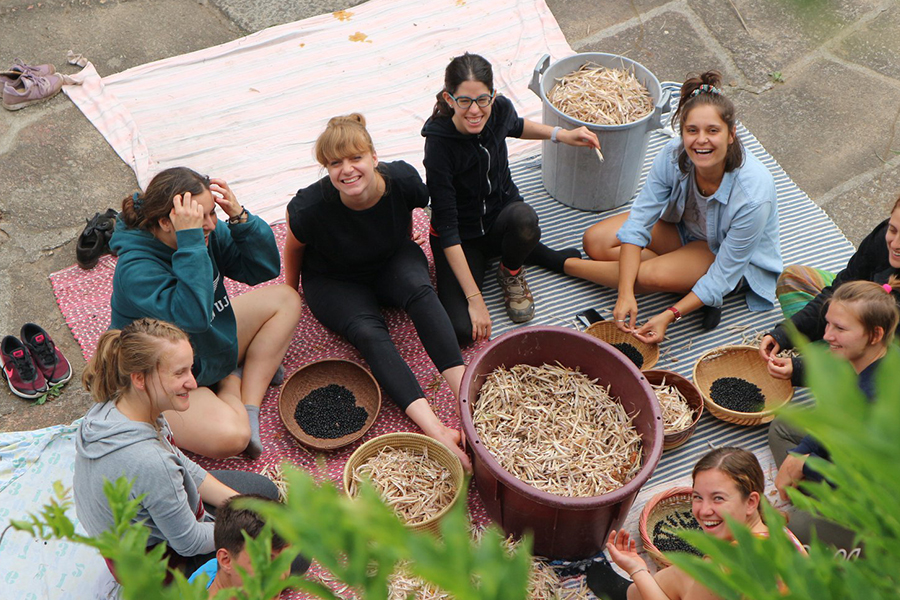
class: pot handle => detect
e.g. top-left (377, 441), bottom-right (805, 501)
top-left (529, 54), bottom-right (550, 98)
top-left (647, 88), bottom-right (673, 131)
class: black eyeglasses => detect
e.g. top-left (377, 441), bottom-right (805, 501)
top-left (447, 91), bottom-right (495, 109)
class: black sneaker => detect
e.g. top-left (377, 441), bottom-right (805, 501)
top-left (21, 323), bottom-right (72, 386)
top-left (1, 335), bottom-right (48, 399)
top-left (76, 209), bottom-right (118, 269)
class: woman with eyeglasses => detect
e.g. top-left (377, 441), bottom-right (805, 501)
top-left (422, 52), bottom-right (600, 344)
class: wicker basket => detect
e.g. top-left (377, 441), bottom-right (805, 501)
top-left (585, 321), bottom-right (659, 370)
top-left (342, 432), bottom-right (465, 535)
top-left (642, 370), bottom-right (703, 450)
top-left (639, 486), bottom-right (697, 568)
top-left (278, 359), bottom-right (381, 451)
top-left (691, 345), bottom-right (793, 426)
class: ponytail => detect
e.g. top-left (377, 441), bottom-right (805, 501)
top-left (82, 318), bottom-right (191, 404)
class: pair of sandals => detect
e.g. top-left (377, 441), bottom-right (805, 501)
top-left (76, 209), bottom-right (118, 269)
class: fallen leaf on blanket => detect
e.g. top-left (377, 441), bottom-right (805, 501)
top-left (249, 88), bottom-right (260, 93)
top-left (299, 43), bottom-right (305, 47)
top-left (456, 0), bottom-right (466, 5)
top-left (349, 32), bottom-right (372, 43)
top-left (333, 10), bottom-right (353, 21)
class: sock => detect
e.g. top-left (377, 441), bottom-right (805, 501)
top-left (585, 558), bottom-right (632, 600)
top-left (244, 405), bottom-right (263, 459)
top-left (526, 242), bottom-right (582, 273)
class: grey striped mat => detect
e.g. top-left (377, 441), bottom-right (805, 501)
top-left (485, 82), bottom-right (855, 489)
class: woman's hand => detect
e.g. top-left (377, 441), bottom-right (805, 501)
top-left (775, 454), bottom-right (807, 501)
top-left (468, 294), bottom-right (492, 342)
top-left (606, 529), bottom-right (648, 577)
top-left (767, 356), bottom-right (793, 380)
top-left (558, 126), bottom-right (601, 150)
top-left (633, 311), bottom-right (672, 345)
top-left (759, 334), bottom-right (781, 361)
top-left (209, 178), bottom-right (243, 220)
top-left (169, 192), bottom-right (205, 231)
top-left (613, 293), bottom-right (639, 333)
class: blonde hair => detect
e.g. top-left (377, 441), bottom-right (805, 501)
top-left (82, 319), bottom-right (190, 404)
top-left (314, 113), bottom-right (375, 166)
top-left (829, 277), bottom-right (900, 347)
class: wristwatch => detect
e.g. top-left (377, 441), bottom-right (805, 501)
top-left (667, 306), bottom-right (682, 322)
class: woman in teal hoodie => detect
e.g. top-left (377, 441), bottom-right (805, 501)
top-left (109, 167), bottom-right (302, 459)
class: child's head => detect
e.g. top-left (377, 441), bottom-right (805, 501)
top-left (691, 447), bottom-right (765, 541)
top-left (433, 52), bottom-right (495, 135)
top-left (212, 495), bottom-right (310, 591)
top-left (314, 113), bottom-right (376, 167)
top-left (674, 71), bottom-right (743, 174)
top-left (121, 167), bottom-right (211, 232)
top-left (82, 318), bottom-right (195, 413)
top-left (825, 278), bottom-right (899, 363)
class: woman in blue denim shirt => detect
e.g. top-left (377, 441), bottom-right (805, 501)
top-left (566, 71), bottom-right (781, 343)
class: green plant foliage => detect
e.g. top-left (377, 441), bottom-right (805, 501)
top-left (663, 334), bottom-right (900, 599)
top-left (7, 466), bottom-right (532, 600)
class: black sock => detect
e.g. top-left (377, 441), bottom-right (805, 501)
top-left (585, 558), bottom-right (632, 600)
top-left (525, 242), bottom-right (581, 273)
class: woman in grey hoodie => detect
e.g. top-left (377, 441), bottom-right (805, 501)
top-left (74, 318), bottom-right (278, 577)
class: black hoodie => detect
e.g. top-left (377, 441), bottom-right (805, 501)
top-left (421, 95), bottom-right (525, 248)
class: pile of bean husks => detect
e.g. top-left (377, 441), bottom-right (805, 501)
top-left (651, 379), bottom-right (694, 434)
top-left (349, 445), bottom-right (456, 525)
top-left (548, 63), bottom-right (653, 126)
top-left (474, 363), bottom-right (642, 497)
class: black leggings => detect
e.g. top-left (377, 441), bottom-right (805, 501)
top-left (303, 240), bottom-right (464, 410)
top-left (431, 201), bottom-right (568, 344)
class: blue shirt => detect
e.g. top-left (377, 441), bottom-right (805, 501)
top-left (616, 138), bottom-right (782, 310)
top-left (188, 557), bottom-right (218, 589)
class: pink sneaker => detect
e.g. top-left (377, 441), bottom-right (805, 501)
top-left (2, 71), bottom-right (64, 111)
top-left (0, 59), bottom-right (56, 85)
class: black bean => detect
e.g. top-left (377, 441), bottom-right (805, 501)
top-left (652, 510), bottom-right (703, 556)
top-left (709, 377), bottom-right (766, 413)
top-left (294, 384), bottom-right (369, 439)
top-left (612, 342), bottom-right (644, 368)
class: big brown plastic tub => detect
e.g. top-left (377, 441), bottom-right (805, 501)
top-left (460, 326), bottom-right (663, 559)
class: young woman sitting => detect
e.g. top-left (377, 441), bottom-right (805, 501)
top-left (110, 168), bottom-right (302, 459)
top-left (588, 447), bottom-right (803, 600)
top-left (760, 195), bottom-right (900, 385)
top-left (283, 114), bottom-right (470, 469)
top-left (768, 278), bottom-right (898, 550)
top-left (566, 71), bottom-right (781, 342)
top-left (74, 319), bottom-right (280, 580)
top-left (422, 52), bottom-right (600, 342)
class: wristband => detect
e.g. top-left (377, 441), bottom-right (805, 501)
top-left (465, 291), bottom-right (482, 300)
top-left (550, 126), bottom-right (562, 144)
top-left (629, 567), bottom-right (648, 578)
top-left (228, 206), bottom-right (248, 225)
top-left (667, 306), bottom-right (682, 322)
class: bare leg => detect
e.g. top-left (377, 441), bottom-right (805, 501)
top-left (232, 284), bottom-right (303, 408)
top-left (406, 397), bottom-right (472, 471)
top-left (164, 380), bottom-right (251, 459)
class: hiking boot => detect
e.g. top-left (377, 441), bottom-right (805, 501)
top-left (0, 59), bottom-right (56, 85)
top-left (2, 71), bottom-right (65, 111)
top-left (496, 264), bottom-right (535, 323)
top-left (20, 323), bottom-right (72, 386)
top-left (77, 209), bottom-right (118, 268)
top-left (1, 335), bottom-right (48, 399)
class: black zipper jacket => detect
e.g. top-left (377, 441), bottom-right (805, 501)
top-left (421, 95), bottom-right (525, 248)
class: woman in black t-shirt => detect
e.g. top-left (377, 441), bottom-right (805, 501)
top-left (284, 114), bottom-right (470, 468)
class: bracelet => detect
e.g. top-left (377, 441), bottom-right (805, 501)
top-left (228, 206), bottom-right (248, 225)
top-left (550, 126), bottom-right (562, 144)
top-left (465, 291), bottom-right (482, 300)
top-left (629, 567), bottom-right (648, 578)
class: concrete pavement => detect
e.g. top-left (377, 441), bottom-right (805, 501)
top-left (1, 0), bottom-right (898, 430)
